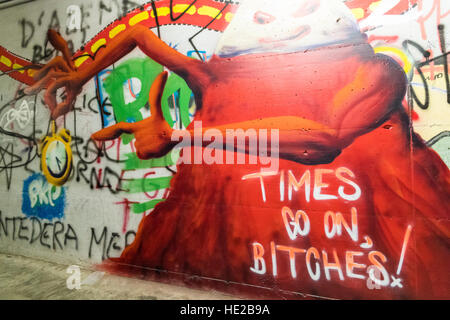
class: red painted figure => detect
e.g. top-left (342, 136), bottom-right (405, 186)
top-left (26, 0), bottom-right (449, 299)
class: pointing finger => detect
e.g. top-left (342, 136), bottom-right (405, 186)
top-left (91, 122), bottom-right (137, 141)
top-left (149, 71), bottom-right (168, 120)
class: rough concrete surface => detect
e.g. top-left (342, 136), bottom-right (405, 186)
top-left (0, 253), bottom-right (240, 300)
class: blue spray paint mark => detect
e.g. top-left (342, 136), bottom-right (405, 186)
top-left (95, 69), bottom-right (115, 127)
top-left (21, 173), bottom-right (66, 220)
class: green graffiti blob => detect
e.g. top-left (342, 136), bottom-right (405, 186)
top-left (103, 57), bottom-right (163, 144)
top-left (103, 57), bottom-right (193, 214)
top-left (103, 57), bottom-right (194, 144)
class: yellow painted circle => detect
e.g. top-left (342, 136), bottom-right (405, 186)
top-left (41, 130), bottom-right (73, 186)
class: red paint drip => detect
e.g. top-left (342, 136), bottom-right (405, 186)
top-left (116, 198), bottom-right (139, 234)
top-left (97, 168), bottom-right (103, 188)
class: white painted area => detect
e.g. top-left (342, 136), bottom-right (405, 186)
top-left (215, 0), bottom-right (362, 57)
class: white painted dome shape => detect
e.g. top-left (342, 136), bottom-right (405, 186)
top-left (215, 0), bottom-right (364, 58)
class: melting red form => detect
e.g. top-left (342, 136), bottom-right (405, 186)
top-left (95, 38), bottom-right (448, 299)
top-left (28, 23), bottom-right (449, 300)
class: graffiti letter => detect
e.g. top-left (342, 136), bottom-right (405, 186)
top-left (322, 249), bottom-right (344, 281)
top-left (281, 206), bottom-right (310, 240)
top-left (19, 19), bottom-right (34, 48)
top-left (277, 245), bottom-right (306, 279)
top-left (368, 251), bottom-right (390, 287)
top-left (306, 247), bottom-right (321, 281)
top-left (314, 169), bottom-right (338, 200)
top-left (288, 170), bottom-right (311, 202)
top-left (250, 242), bottom-right (266, 275)
top-left (242, 171), bottom-right (278, 203)
top-left (346, 251), bottom-right (366, 280)
top-left (336, 167), bottom-right (361, 201)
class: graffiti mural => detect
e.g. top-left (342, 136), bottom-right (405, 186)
top-left (0, 0), bottom-right (449, 300)
top-left (22, 173), bottom-right (66, 220)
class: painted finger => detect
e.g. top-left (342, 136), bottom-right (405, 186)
top-left (44, 76), bottom-right (71, 113)
top-left (47, 29), bottom-right (75, 70)
top-left (24, 75), bottom-right (54, 95)
top-left (33, 56), bottom-right (72, 81)
top-left (134, 139), bottom-right (142, 154)
top-left (51, 100), bottom-right (71, 120)
top-left (91, 122), bottom-right (137, 141)
top-left (51, 92), bottom-right (77, 119)
top-left (149, 71), bottom-right (168, 120)
top-left (24, 70), bottom-right (68, 95)
top-left (136, 149), bottom-right (148, 160)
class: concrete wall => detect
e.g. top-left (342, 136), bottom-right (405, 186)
top-left (0, 0), bottom-right (448, 299)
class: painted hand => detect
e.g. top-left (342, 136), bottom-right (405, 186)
top-left (92, 71), bottom-right (176, 160)
top-left (24, 29), bottom-right (82, 119)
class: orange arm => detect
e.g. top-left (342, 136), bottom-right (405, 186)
top-left (26, 27), bottom-right (210, 119)
top-left (93, 54), bottom-right (408, 166)
top-left (77, 24), bottom-right (210, 91)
